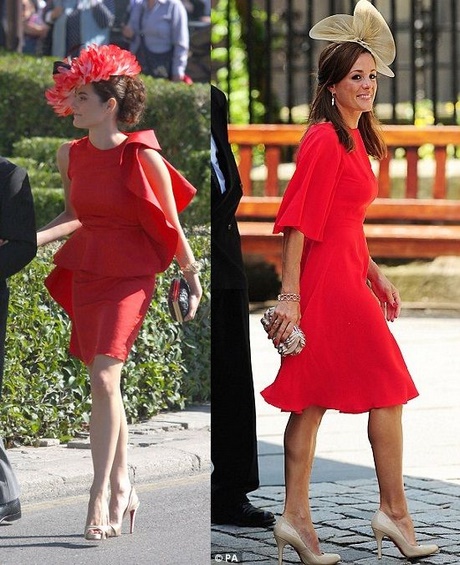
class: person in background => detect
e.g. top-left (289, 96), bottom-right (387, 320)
top-left (43, 0), bottom-right (115, 58)
top-left (0, 157), bottom-right (37, 525)
top-left (182, 0), bottom-right (209, 22)
top-left (122, 0), bottom-right (189, 81)
top-left (22, 0), bottom-right (50, 54)
top-left (211, 84), bottom-right (275, 528)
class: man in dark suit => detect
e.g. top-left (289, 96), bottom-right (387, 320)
top-left (0, 157), bottom-right (37, 524)
top-left (211, 85), bottom-right (274, 527)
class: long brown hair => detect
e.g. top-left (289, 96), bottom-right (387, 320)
top-left (308, 42), bottom-right (387, 159)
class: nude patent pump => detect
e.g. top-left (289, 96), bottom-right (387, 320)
top-left (371, 510), bottom-right (439, 559)
top-left (109, 486), bottom-right (140, 537)
top-left (274, 516), bottom-right (341, 565)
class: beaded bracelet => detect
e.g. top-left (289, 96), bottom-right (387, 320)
top-left (278, 293), bottom-right (301, 302)
top-left (180, 260), bottom-right (202, 274)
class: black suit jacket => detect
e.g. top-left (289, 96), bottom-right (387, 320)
top-left (0, 158), bottom-right (37, 397)
top-left (211, 85), bottom-right (247, 290)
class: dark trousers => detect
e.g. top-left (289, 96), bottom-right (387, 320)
top-left (0, 281), bottom-right (19, 503)
top-left (211, 289), bottom-right (259, 508)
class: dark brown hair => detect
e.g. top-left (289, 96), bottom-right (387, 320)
top-left (308, 42), bottom-right (387, 159)
top-left (92, 75), bottom-right (146, 125)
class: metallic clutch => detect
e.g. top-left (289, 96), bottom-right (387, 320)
top-left (168, 277), bottom-right (190, 323)
top-left (260, 307), bottom-right (306, 356)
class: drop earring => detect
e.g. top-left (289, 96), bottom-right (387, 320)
top-left (331, 93), bottom-right (335, 106)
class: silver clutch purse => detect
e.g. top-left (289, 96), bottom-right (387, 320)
top-left (260, 306), bottom-right (306, 356)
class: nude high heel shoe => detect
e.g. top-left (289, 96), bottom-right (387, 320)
top-left (108, 486), bottom-right (140, 536)
top-left (371, 510), bottom-right (439, 559)
top-left (85, 524), bottom-right (116, 540)
top-left (123, 486), bottom-right (140, 534)
top-left (274, 516), bottom-right (341, 565)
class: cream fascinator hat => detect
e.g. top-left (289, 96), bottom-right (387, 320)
top-left (309, 0), bottom-right (396, 77)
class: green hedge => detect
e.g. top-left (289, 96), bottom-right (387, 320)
top-left (0, 52), bottom-right (210, 226)
top-left (0, 230), bottom-right (210, 445)
top-left (0, 52), bottom-right (209, 162)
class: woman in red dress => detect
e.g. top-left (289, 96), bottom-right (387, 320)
top-left (261, 2), bottom-right (438, 564)
top-left (37, 44), bottom-right (202, 540)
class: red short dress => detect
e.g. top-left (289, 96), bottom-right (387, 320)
top-left (261, 123), bottom-right (419, 414)
top-left (45, 130), bottom-right (195, 365)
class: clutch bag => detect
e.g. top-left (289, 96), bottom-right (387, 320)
top-left (260, 306), bottom-right (306, 356)
top-left (168, 277), bottom-right (190, 323)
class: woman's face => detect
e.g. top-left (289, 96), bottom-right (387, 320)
top-left (329, 52), bottom-right (377, 128)
top-left (71, 83), bottom-right (112, 130)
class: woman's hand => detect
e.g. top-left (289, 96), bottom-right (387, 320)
top-left (268, 300), bottom-right (301, 347)
top-left (183, 274), bottom-right (202, 322)
top-left (367, 259), bottom-right (401, 322)
top-left (268, 227), bottom-right (304, 345)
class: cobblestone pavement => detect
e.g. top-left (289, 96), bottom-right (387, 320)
top-left (212, 477), bottom-right (460, 564)
top-left (211, 314), bottom-right (460, 564)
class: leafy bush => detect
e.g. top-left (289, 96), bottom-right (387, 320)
top-left (0, 230), bottom-right (210, 445)
top-left (0, 52), bottom-right (210, 226)
top-left (13, 137), bottom-right (63, 172)
top-left (10, 157), bottom-right (62, 190)
top-left (31, 188), bottom-right (64, 228)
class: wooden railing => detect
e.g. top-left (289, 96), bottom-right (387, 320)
top-left (228, 125), bottom-right (460, 274)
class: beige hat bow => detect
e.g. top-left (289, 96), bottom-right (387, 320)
top-left (309, 0), bottom-right (396, 77)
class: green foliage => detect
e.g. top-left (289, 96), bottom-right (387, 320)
top-left (31, 188), bottom-right (64, 228)
top-left (211, 0), bottom-right (267, 124)
top-left (138, 76), bottom-right (210, 173)
top-left (0, 53), bottom-right (76, 153)
top-left (0, 231), bottom-right (210, 445)
top-left (0, 52), bottom-right (210, 226)
top-left (181, 228), bottom-right (210, 404)
top-left (13, 137), bottom-right (63, 171)
top-left (11, 157), bottom-right (62, 190)
top-left (178, 150), bottom-right (210, 226)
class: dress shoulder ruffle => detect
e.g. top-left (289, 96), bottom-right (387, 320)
top-left (121, 130), bottom-right (197, 272)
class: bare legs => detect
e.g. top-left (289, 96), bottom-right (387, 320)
top-left (86, 355), bottom-right (131, 531)
top-left (368, 405), bottom-right (416, 545)
top-left (282, 407), bottom-right (326, 554)
top-left (282, 404), bottom-right (415, 553)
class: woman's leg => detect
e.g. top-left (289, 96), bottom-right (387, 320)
top-left (368, 405), bottom-right (416, 544)
top-left (108, 401), bottom-right (132, 527)
top-left (283, 406), bottom-right (326, 554)
top-left (86, 355), bottom-right (124, 529)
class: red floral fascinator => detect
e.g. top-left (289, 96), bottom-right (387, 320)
top-left (46, 44), bottom-right (141, 116)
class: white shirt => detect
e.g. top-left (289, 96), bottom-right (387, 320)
top-left (211, 134), bottom-right (227, 194)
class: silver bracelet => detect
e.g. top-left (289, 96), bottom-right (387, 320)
top-left (277, 293), bottom-right (301, 302)
top-left (180, 260), bottom-right (201, 274)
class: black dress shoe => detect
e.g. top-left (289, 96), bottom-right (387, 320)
top-left (0, 498), bottom-right (21, 524)
top-left (212, 501), bottom-right (275, 527)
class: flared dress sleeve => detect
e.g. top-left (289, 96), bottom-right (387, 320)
top-left (121, 130), bottom-right (197, 272)
top-left (274, 123), bottom-right (344, 242)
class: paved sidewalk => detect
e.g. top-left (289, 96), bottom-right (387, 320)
top-left (211, 313), bottom-right (460, 564)
top-left (7, 404), bottom-right (210, 503)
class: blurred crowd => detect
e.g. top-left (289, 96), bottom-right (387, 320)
top-left (0, 0), bottom-right (210, 82)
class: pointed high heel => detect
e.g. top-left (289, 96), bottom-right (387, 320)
top-left (371, 510), bottom-right (439, 559)
top-left (123, 486), bottom-right (140, 534)
top-left (273, 516), bottom-right (341, 565)
top-left (109, 486), bottom-right (140, 535)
